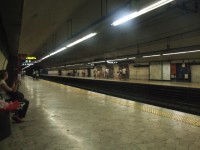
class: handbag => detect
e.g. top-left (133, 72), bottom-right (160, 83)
top-left (0, 100), bottom-right (20, 111)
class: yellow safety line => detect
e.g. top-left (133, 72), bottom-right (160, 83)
top-left (42, 80), bottom-right (200, 127)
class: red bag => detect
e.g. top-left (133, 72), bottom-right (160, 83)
top-left (0, 100), bottom-right (20, 111)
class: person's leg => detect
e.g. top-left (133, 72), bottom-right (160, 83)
top-left (12, 99), bottom-right (29, 122)
top-left (18, 98), bottom-right (29, 118)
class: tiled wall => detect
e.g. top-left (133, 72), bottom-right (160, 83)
top-left (48, 70), bottom-right (58, 75)
top-left (149, 62), bottom-right (170, 81)
top-left (191, 65), bottom-right (200, 83)
top-left (48, 62), bottom-right (200, 83)
top-left (129, 65), bottom-right (149, 80)
top-left (150, 62), bottom-right (162, 80)
top-left (162, 62), bottom-right (171, 81)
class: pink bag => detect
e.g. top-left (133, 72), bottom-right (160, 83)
top-left (0, 100), bottom-right (20, 111)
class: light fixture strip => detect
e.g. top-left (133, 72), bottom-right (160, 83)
top-left (128, 57), bottom-right (136, 60)
top-left (163, 50), bottom-right (200, 56)
top-left (38, 33), bottom-right (97, 63)
top-left (49, 47), bottom-right (66, 56)
top-left (111, 0), bottom-right (174, 26)
top-left (107, 61), bottom-right (117, 64)
top-left (143, 54), bottom-right (161, 58)
top-left (22, 64), bottom-right (33, 70)
top-left (92, 61), bottom-right (106, 64)
top-left (67, 33), bottom-right (97, 48)
top-left (107, 58), bottom-right (128, 62)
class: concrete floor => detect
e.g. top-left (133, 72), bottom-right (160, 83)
top-left (0, 77), bottom-right (200, 150)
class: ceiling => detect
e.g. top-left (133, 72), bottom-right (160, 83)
top-left (19, 0), bottom-right (89, 55)
top-left (37, 0), bottom-right (200, 67)
top-left (1, 0), bottom-right (200, 67)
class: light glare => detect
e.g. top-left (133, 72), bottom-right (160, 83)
top-left (112, 0), bottom-right (174, 26)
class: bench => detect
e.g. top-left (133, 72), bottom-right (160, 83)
top-left (0, 93), bottom-right (23, 141)
top-left (0, 110), bottom-right (11, 141)
top-left (0, 95), bottom-right (12, 141)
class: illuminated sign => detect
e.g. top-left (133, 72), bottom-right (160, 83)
top-left (26, 57), bottom-right (37, 60)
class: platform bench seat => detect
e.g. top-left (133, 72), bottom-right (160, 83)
top-left (0, 110), bottom-right (11, 141)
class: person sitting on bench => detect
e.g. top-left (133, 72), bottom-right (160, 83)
top-left (0, 70), bottom-right (29, 123)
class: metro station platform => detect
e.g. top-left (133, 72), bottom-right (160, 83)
top-left (39, 75), bottom-right (200, 115)
top-left (0, 77), bottom-right (200, 150)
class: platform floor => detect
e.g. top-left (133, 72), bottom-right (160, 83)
top-left (0, 77), bottom-right (200, 150)
top-left (47, 74), bottom-right (200, 89)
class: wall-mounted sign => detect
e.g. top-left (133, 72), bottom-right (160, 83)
top-left (26, 56), bottom-right (37, 60)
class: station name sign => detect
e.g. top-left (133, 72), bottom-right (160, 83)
top-left (26, 57), bottom-right (37, 60)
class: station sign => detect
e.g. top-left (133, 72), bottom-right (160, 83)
top-left (26, 56), bottom-right (37, 60)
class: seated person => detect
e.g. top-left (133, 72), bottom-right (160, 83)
top-left (0, 70), bottom-right (29, 123)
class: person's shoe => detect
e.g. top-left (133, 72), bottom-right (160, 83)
top-left (12, 116), bottom-right (22, 123)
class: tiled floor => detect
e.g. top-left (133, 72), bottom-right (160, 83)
top-left (0, 77), bottom-right (200, 150)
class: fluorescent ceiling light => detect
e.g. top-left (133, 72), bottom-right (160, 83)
top-left (38, 33), bottom-right (97, 63)
top-left (22, 64), bottom-right (33, 70)
top-left (74, 63), bottom-right (84, 66)
top-left (66, 65), bottom-right (73, 67)
top-left (107, 61), bottom-right (117, 64)
top-left (128, 57), bottom-right (136, 59)
top-left (106, 58), bottom-right (128, 64)
top-left (111, 0), bottom-right (174, 26)
top-left (163, 50), bottom-right (200, 56)
top-left (40, 47), bottom-right (66, 61)
top-left (143, 54), bottom-right (161, 58)
top-left (41, 55), bottom-right (51, 60)
top-left (107, 58), bottom-right (128, 62)
top-left (92, 61), bottom-right (106, 64)
top-left (49, 47), bottom-right (66, 56)
top-left (67, 33), bottom-right (97, 48)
